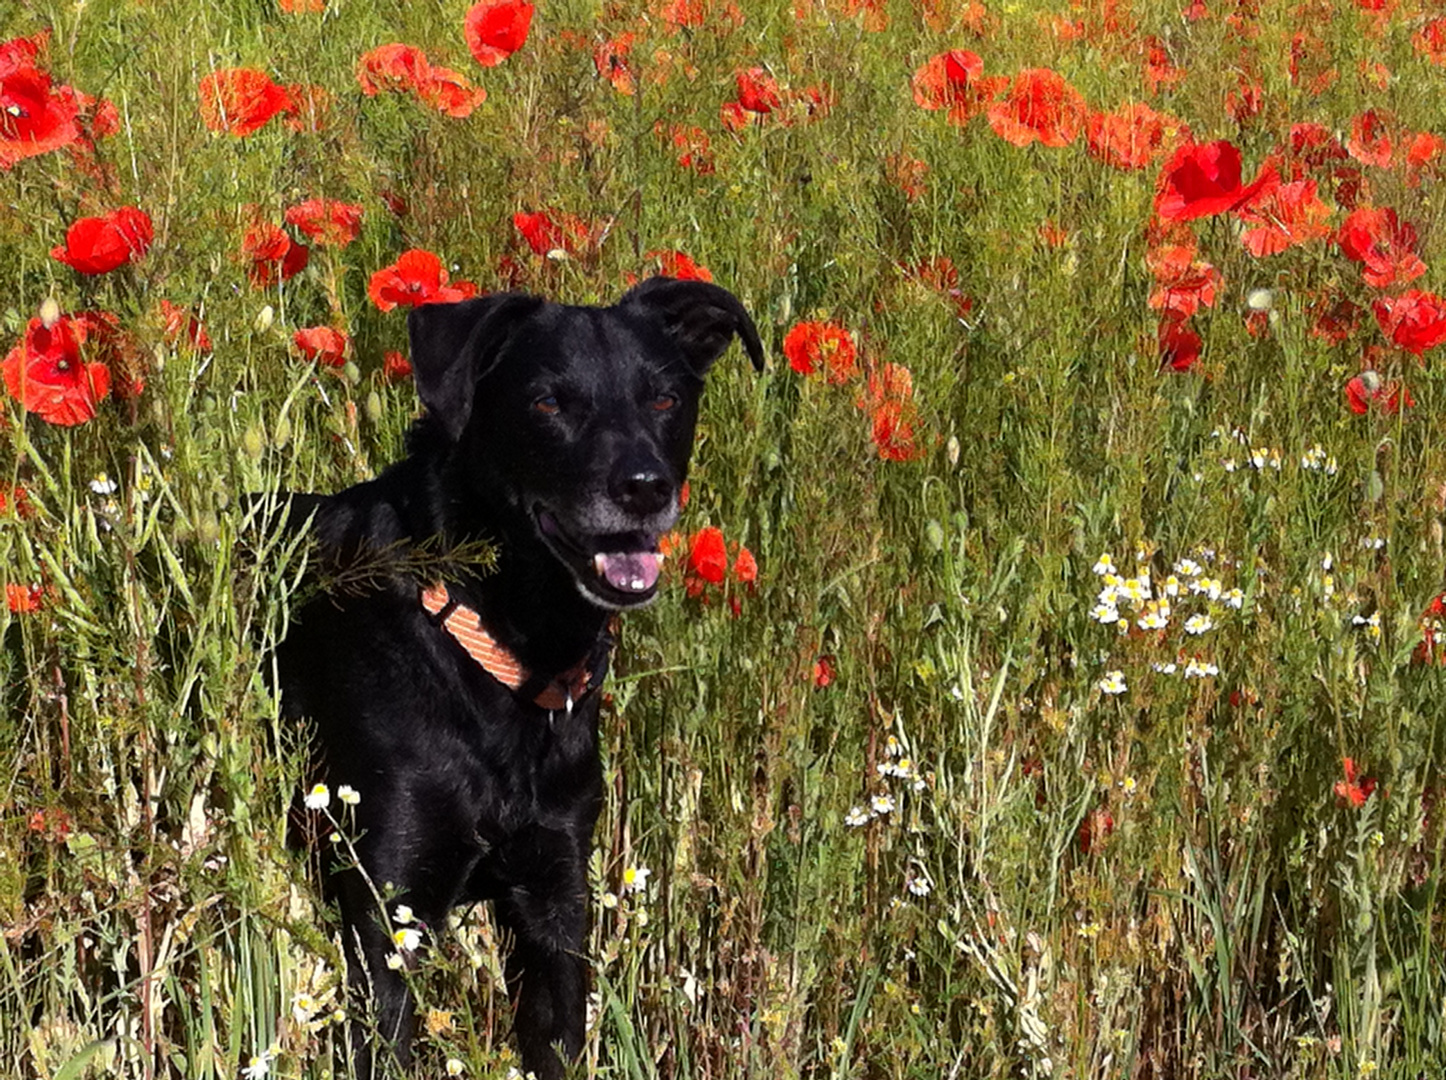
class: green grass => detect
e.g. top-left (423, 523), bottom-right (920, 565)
top-left (2, 0), bottom-right (1445, 1077)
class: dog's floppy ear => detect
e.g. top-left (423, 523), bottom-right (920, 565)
top-left (407, 294), bottom-right (544, 440)
top-left (620, 276), bottom-right (765, 377)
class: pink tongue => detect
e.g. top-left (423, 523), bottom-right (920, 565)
top-left (597, 551), bottom-right (661, 592)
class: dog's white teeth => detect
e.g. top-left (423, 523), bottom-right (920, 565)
top-left (630, 578), bottom-right (645, 591)
top-left (594, 553), bottom-right (608, 575)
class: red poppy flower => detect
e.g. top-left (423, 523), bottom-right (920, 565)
top-left (1344, 370), bottom-right (1412, 415)
top-left (5, 582), bottom-right (44, 614)
top-left (416, 65), bottom-right (487, 118)
top-left (1416, 593), bottom-right (1446, 665)
top-left (654, 121), bottom-right (713, 173)
top-left (1334, 758), bottom-right (1377, 807)
top-left (0, 32), bottom-right (46, 71)
top-left (357, 44), bottom-right (432, 96)
top-left (885, 151), bottom-right (928, 200)
top-left (512, 210), bottom-right (595, 257)
top-left (367, 249), bottom-right (478, 312)
top-left (862, 363), bottom-right (923, 461)
top-left (1085, 102), bottom-right (1173, 171)
top-left (813, 655), bottom-right (835, 688)
top-left (1225, 75), bottom-right (1266, 124)
top-left (901, 257), bottom-right (975, 320)
top-left (357, 44), bottom-right (485, 118)
top-left (1283, 122), bottom-right (1348, 178)
top-left (50, 206), bottom-right (153, 274)
top-left (646, 250), bottom-right (712, 281)
top-left (1347, 109), bottom-right (1393, 168)
top-left (1288, 31), bottom-right (1337, 96)
top-left (909, 50), bottom-right (1003, 126)
top-left (243, 222), bottom-right (309, 287)
top-left (1146, 244), bottom-right (1220, 318)
top-left (686, 526), bottom-right (728, 590)
top-left (160, 300), bottom-right (212, 353)
top-left (1414, 17), bottom-right (1446, 64)
top-left (1309, 295), bottom-right (1361, 344)
top-left (1237, 179), bottom-right (1331, 258)
top-left (0, 484), bottom-right (34, 519)
top-left (595, 35), bottom-right (636, 96)
top-left (464, 1), bottom-right (533, 67)
top-left (64, 85), bottom-right (119, 142)
top-left (383, 350), bottom-right (413, 382)
top-left (1372, 289), bottom-right (1446, 356)
top-left (732, 546), bottom-right (758, 586)
top-left (0, 52), bottom-right (81, 168)
top-left (1154, 140), bottom-right (1278, 222)
top-left (1143, 35), bottom-right (1186, 93)
top-left (869, 401), bottom-right (921, 461)
top-left (1158, 313), bottom-right (1203, 372)
top-left (284, 198), bottom-right (364, 247)
top-left (986, 67), bottom-right (1085, 148)
top-left (1338, 207), bottom-right (1427, 289)
top-left (291, 326), bottom-right (348, 368)
top-left (276, 82), bottom-right (329, 133)
top-left (1404, 131), bottom-right (1445, 181)
top-left (735, 67), bottom-right (781, 115)
top-left (198, 68), bottom-right (292, 137)
top-left (2, 313), bottom-right (112, 426)
top-left (783, 321), bottom-right (857, 383)
top-left (720, 101), bottom-right (757, 132)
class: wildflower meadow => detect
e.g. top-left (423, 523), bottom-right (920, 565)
top-left (2, 0), bottom-right (1445, 1077)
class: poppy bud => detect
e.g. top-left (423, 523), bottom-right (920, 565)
top-left (39, 297), bottom-right (60, 328)
top-left (243, 425), bottom-right (265, 460)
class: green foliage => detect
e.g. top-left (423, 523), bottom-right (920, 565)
top-left (2, 0), bottom-right (1445, 1077)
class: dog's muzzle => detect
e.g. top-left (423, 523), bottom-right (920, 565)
top-left (534, 504), bottom-right (672, 608)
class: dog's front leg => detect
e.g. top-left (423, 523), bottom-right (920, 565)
top-left (334, 870), bottom-right (420, 1079)
top-left (495, 862), bottom-right (590, 1080)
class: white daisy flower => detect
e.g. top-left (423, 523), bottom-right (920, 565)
top-left (1098, 670), bottom-right (1127, 695)
top-left (620, 865), bottom-right (651, 894)
top-left (1184, 658), bottom-right (1219, 679)
top-left (1184, 614), bottom-right (1214, 636)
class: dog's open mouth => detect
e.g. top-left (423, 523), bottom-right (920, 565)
top-left (534, 507), bottom-right (664, 606)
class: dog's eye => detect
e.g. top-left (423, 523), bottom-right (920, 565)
top-left (533, 395), bottom-right (561, 416)
top-left (650, 393), bottom-right (677, 412)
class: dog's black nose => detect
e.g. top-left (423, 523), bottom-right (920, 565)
top-left (610, 470), bottom-right (672, 516)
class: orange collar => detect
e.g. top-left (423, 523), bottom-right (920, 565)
top-left (421, 583), bottom-right (612, 711)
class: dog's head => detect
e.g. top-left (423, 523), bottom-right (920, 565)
top-left (406, 277), bottom-right (764, 610)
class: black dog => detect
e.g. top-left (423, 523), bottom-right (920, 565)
top-left (275, 277), bottom-right (762, 1078)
